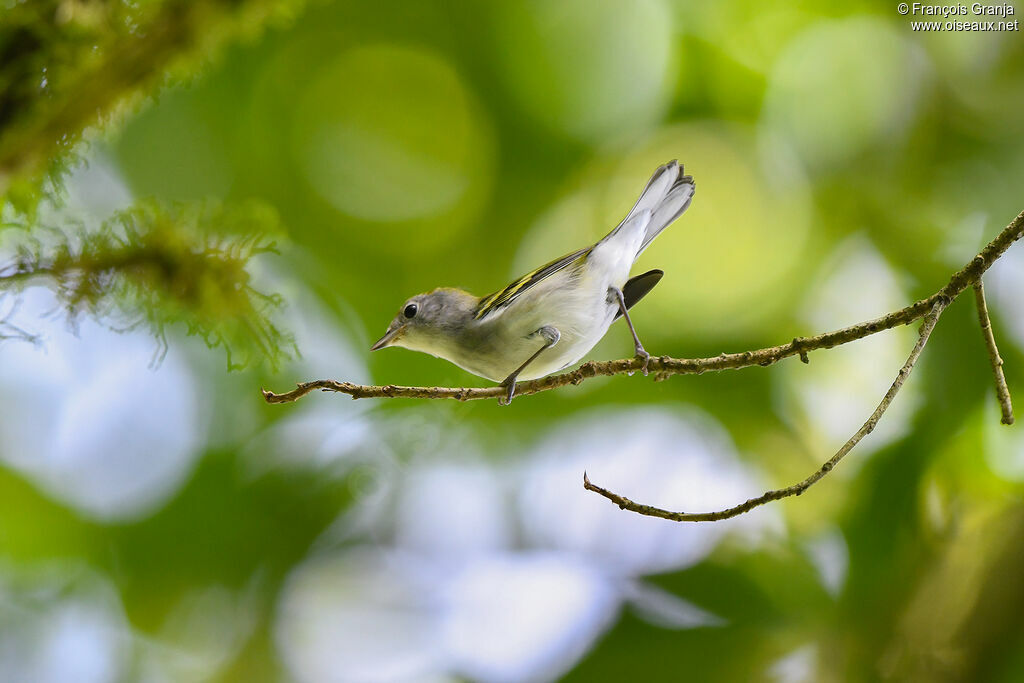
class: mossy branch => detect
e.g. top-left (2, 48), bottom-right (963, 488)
top-left (0, 0), bottom-right (306, 203)
top-left (1, 200), bottom-right (294, 370)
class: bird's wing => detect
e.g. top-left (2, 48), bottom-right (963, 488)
top-left (474, 246), bottom-right (593, 320)
top-left (613, 269), bottom-right (663, 320)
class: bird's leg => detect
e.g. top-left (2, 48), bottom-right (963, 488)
top-left (499, 325), bottom-right (560, 405)
top-left (610, 286), bottom-right (651, 375)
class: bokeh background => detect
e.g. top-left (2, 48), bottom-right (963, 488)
top-left (2, 0), bottom-right (1024, 681)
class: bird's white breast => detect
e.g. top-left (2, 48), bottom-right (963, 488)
top-left (486, 214), bottom-right (646, 380)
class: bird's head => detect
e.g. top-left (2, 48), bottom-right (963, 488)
top-left (371, 288), bottom-right (477, 354)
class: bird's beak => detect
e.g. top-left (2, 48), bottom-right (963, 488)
top-left (371, 325), bottom-right (404, 351)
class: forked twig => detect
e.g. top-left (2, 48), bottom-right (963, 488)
top-left (583, 301), bottom-right (945, 522)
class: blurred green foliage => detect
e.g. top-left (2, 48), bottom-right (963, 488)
top-left (2, 0), bottom-right (1024, 681)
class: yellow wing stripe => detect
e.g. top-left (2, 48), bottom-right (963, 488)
top-left (475, 246), bottom-right (592, 320)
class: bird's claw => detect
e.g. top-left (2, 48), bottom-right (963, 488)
top-left (498, 379), bottom-right (517, 406)
top-left (635, 348), bottom-right (651, 376)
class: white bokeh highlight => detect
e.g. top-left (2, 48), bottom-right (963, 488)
top-left (984, 398), bottom-right (1024, 483)
top-left (0, 567), bottom-right (130, 683)
top-left (140, 583), bottom-right (262, 682)
top-left (986, 233), bottom-right (1024, 353)
top-left (276, 549), bottom-right (448, 683)
top-left (768, 644), bottom-right (818, 683)
top-left (803, 527), bottom-right (849, 598)
top-left (395, 462), bottom-right (512, 563)
top-left (439, 553), bottom-right (617, 683)
top-left (519, 406), bottom-right (774, 576)
top-left (0, 287), bottom-right (202, 521)
top-left (242, 280), bottom-right (375, 475)
top-left (275, 404), bottom-right (777, 683)
top-left (622, 580), bottom-right (725, 630)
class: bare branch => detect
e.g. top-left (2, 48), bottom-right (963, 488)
top-left (263, 209), bottom-right (1024, 404)
top-left (583, 301), bottom-right (946, 522)
top-left (260, 209), bottom-right (1024, 524)
top-left (973, 280), bottom-right (1015, 425)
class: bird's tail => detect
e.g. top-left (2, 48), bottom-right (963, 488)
top-left (605, 160), bottom-right (695, 257)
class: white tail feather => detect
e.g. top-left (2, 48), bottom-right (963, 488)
top-left (603, 160), bottom-right (695, 258)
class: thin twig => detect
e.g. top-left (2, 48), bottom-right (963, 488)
top-left (973, 280), bottom-right (1015, 425)
top-left (583, 300), bottom-right (947, 522)
top-left (263, 208), bottom-right (1024, 404)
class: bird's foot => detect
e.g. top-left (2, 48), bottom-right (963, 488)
top-left (635, 347), bottom-right (651, 376)
top-left (498, 378), bottom-right (517, 406)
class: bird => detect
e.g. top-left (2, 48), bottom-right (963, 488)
top-left (371, 160), bottom-right (695, 404)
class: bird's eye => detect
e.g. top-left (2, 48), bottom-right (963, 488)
top-left (403, 302), bottom-right (418, 319)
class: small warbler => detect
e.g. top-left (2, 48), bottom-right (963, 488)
top-left (372, 160), bottom-right (695, 404)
